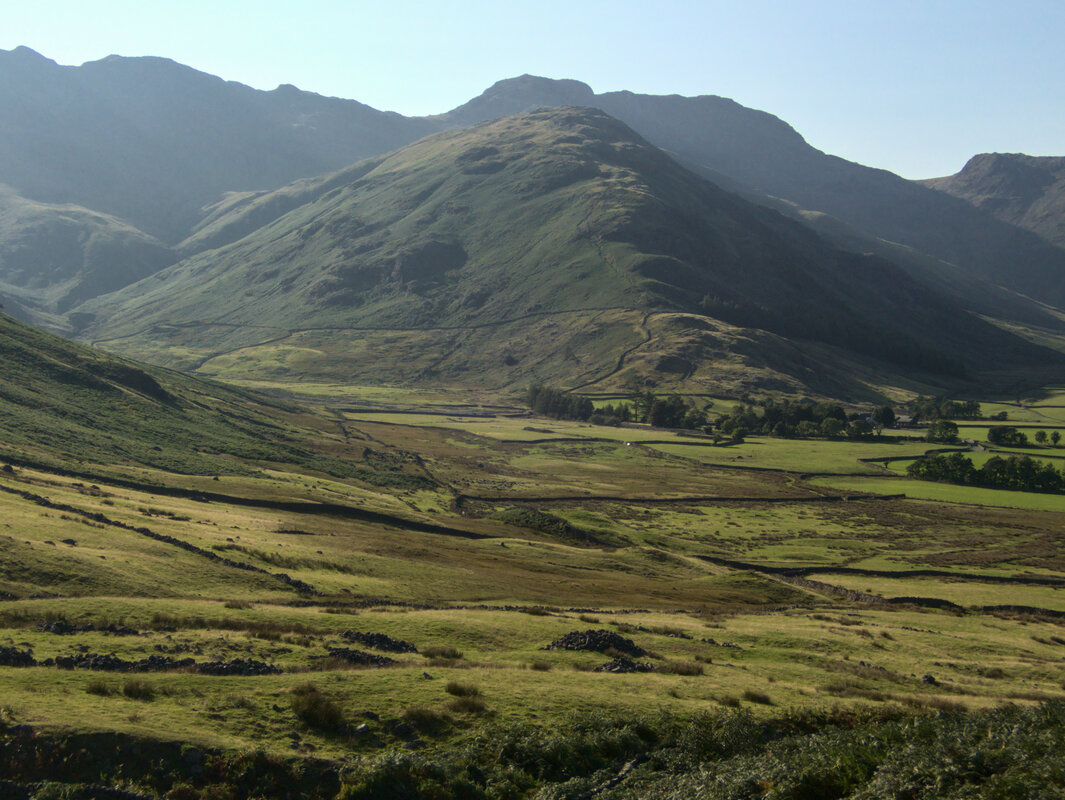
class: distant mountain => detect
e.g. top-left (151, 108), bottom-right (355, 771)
top-left (0, 46), bottom-right (435, 243)
top-left (440, 76), bottom-right (1065, 308)
top-left (921, 153), bottom-right (1065, 250)
top-left (3, 49), bottom-right (1064, 396)
top-left (78, 108), bottom-right (1060, 398)
top-left (0, 185), bottom-right (173, 313)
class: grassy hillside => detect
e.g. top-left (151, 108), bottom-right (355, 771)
top-left (0, 311), bottom-right (427, 487)
top-left (78, 108), bottom-right (1061, 398)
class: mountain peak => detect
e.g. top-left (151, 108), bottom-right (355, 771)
top-left (0, 46), bottom-right (56, 66)
top-left (487, 74), bottom-right (594, 96)
top-left (442, 75), bottom-right (595, 124)
top-left (922, 151), bottom-right (1065, 249)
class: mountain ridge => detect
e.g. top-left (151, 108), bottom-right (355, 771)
top-left (3, 49), bottom-right (1065, 399)
top-left (921, 153), bottom-right (1065, 250)
top-left (78, 107), bottom-right (1062, 399)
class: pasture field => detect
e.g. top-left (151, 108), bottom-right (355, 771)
top-left (647, 437), bottom-right (934, 474)
top-left (5, 382), bottom-right (1065, 797)
top-left (342, 411), bottom-right (715, 444)
top-left (823, 575), bottom-right (1065, 612)
top-left (813, 475), bottom-right (1065, 513)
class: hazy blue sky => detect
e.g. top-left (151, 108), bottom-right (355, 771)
top-left (4, 0), bottom-right (1062, 178)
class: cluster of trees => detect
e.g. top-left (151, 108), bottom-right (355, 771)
top-left (526, 385), bottom-right (712, 430)
top-left (630, 393), bottom-right (707, 430)
top-left (907, 452), bottom-right (1065, 494)
top-left (716, 400), bottom-right (893, 441)
top-left (1036, 430), bottom-right (1062, 446)
top-left (525, 385), bottom-right (594, 421)
top-left (588, 402), bottom-right (633, 426)
top-left (986, 426), bottom-right (1062, 448)
top-left (987, 426), bottom-right (1029, 447)
top-left (911, 397), bottom-right (982, 420)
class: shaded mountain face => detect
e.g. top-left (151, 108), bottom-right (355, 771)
top-left (78, 108), bottom-right (1060, 395)
top-left (2, 50), bottom-right (1063, 398)
top-left (3, 50), bottom-right (1064, 324)
top-left (439, 77), bottom-right (1065, 308)
top-left (0, 186), bottom-right (174, 312)
top-left (921, 153), bottom-right (1065, 250)
top-left (0, 46), bottom-right (435, 243)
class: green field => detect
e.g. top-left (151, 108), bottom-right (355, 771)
top-left (648, 437), bottom-right (935, 474)
top-left (6, 309), bottom-right (1065, 796)
top-left (811, 475), bottom-right (1065, 512)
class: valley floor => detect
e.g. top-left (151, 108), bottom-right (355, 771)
top-left (2, 389), bottom-right (1065, 797)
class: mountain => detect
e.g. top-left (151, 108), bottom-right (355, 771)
top-left (5, 50), bottom-right (1065, 318)
top-left (77, 108), bottom-right (1061, 398)
top-left (921, 153), bottom-right (1065, 250)
top-left (0, 185), bottom-right (173, 313)
top-left (439, 77), bottom-right (1065, 309)
top-left (3, 50), bottom-right (1064, 396)
top-left (0, 46), bottom-right (435, 243)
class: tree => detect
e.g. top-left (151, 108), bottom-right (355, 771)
top-left (987, 426), bottom-right (1028, 447)
top-left (926, 420), bottom-right (959, 443)
top-left (820, 418), bottom-right (845, 438)
top-left (873, 406), bottom-right (896, 431)
top-left (846, 419), bottom-right (874, 440)
top-left (648, 395), bottom-right (687, 428)
top-left (1035, 430), bottom-right (1048, 445)
top-left (1052, 431), bottom-right (1062, 447)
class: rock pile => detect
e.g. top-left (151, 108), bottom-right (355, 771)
top-left (0, 646), bottom-right (35, 667)
top-left (38, 620), bottom-right (140, 636)
top-left (593, 657), bottom-right (656, 673)
top-left (48, 654), bottom-right (192, 672)
top-left (326, 647), bottom-right (396, 667)
top-left (196, 658), bottom-right (281, 676)
top-left (8, 649), bottom-right (282, 675)
top-left (543, 629), bottom-right (647, 657)
top-left (341, 630), bottom-right (418, 653)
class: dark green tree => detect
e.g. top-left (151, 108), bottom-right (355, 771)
top-left (926, 419), bottom-right (959, 443)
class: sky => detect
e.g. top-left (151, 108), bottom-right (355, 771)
top-left (4, 0), bottom-right (1063, 178)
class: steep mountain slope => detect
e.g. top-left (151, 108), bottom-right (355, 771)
top-left (440, 76), bottom-right (1065, 308)
top-left (921, 153), bottom-right (1065, 250)
top-left (4, 50), bottom-right (1064, 326)
top-left (0, 186), bottom-right (173, 313)
top-left (0, 46), bottom-right (435, 243)
top-left (78, 108), bottom-right (1060, 397)
top-left (0, 310), bottom-right (418, 485)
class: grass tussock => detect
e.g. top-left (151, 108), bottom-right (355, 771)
top-left (742, 689), bottom-right (773, 705)
top-left (122, 680), bottom-right (155, 701)
top-left (444, 681), bottom-right (480, 697)
top-left (447, 695), bottom-right (488, 714)
top-left (291, 684), bottom-right (346, 732)
top-left (402, 706), bottom-right (450, 734)
top-left (658, 660), bottom-right (704, 676)
top-left (422, 646), bottom-right (463, 661)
